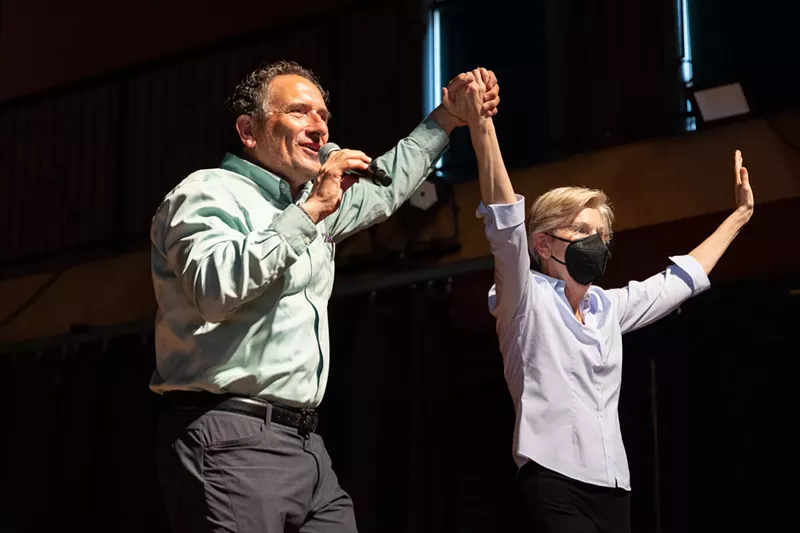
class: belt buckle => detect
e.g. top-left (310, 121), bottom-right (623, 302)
top-left (298, 410), bottom-right (317, 436)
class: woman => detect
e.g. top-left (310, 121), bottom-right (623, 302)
top-left (442, 71), bottom-right (754, 533)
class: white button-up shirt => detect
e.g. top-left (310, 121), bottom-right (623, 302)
top-left (478, 196), bottom-right (710, 490)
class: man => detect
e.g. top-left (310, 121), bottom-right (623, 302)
top-left (150, 60), bottom-right (500, 533)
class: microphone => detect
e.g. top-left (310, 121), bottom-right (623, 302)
top-left (318, 143), bottom-right (393, 187)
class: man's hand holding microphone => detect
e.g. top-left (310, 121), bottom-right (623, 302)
top-left (300, 147), bottom-right (372, 224)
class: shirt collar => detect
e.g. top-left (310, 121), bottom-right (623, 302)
top-left (533, 269), bottom-right (564, 289)
top-left (532, 269), bottom-right (599, 308)
top-left (219, 153), bottom-right (312, 204)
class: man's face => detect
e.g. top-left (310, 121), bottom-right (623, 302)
top-left (248, 74), bottom-right (330, 189)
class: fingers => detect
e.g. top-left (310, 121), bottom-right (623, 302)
top-left (484, 82), bottom-right (499, 101)
top-left (449, 68), bottom-right (498, 99)
top-left (734, 149), bottom-right (743, 185)
top-left (731, 149), bottom-right (755, 211)
top-left (309, 148), bottom-right (370, 216)
top-left (482, 73), bottom-right (500, 116)
top-left (320, 149), bottom-right (370, 181)
top-left (337, 148), bottom-right (371, 163)
top-left (478, 67), bottom-right (496, 89)
top-left (331, 148), bottom-right (371, 167)
top-left (735, 150), bottom-right (751, 194)
top-left (463, 79), bottom-right (486, 111)
top-left (446, 79), bottom-right (479, 104)
top-left (447, 72), bottom-right (474, 94)
top-left (471, 69), bottom-right (486, 91)
top-left (339, 159), bottom-right (370, 173)
top-left (447, 78), bottom-right (472, 97)
top-left (483, 92), bottom-right (500, 115)
top-left (740, 165), bottom-right (750, 189)
top-left (441, 87), bottom-right (456, 113)
top-left (466, 69), bottom-right (487, 102)
top-left (448, 72), bottom-right (474, 85)
top-left (447, 68), bottom-right (497, 99)
top-left (482, 68), bottom-right (499, 101)
top-left (443, 67), bottom-right (500, 121)
top-left (466, 80), bottom-right (482, 97)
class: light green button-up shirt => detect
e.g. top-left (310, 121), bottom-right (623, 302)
top-left (149, 118), bottom-right (448, 407)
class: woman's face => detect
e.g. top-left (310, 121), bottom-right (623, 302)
top-left (540, 207), bottom-right (609, 283)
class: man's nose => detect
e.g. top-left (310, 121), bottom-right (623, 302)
top-left (307, 111), bottom-right (328, 138)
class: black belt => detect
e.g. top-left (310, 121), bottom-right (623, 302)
top-left (164, 391), bottom-right (319, 435)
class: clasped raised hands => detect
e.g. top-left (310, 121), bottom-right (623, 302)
top-left (442, 68), bottom-right (496, 128)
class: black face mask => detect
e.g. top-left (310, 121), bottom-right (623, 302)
top-left (546, 232), bottom-right (611, 286)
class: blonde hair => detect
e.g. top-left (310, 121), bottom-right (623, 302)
top-left (526, 186), bottom-right (614, 264)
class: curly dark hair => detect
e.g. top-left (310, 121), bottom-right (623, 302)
top-left (225, 60), bottom-right (329, 120)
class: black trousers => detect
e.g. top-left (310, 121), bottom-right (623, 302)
top-left (156, 398), bottom-right (358, 533)
top-left (517, 461), bottom-right (631, 533)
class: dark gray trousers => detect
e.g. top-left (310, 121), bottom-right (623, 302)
top-left (156, 402), bottom-right (358, 533)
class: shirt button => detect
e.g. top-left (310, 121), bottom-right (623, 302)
top-left (596, 386), bottom-right (601, 392)
top-left (304, 236), bottom-right (311, 244)
top-left (598, 412), bottom-right (604, 418)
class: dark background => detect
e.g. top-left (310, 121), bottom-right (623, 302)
top-left (3, 0), bottom-right (800, 269)
top-left (2, 265), bottom-right (797, 532)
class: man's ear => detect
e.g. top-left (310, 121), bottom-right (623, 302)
top-left (235, 115), bottom-right (258, 148)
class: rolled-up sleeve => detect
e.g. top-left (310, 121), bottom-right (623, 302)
top-left (477, 195), bottom-right (532, 319)
top-left (609, 254), bottom-right (711, 335)
top-left (669, 254), bottom-right (711, 296)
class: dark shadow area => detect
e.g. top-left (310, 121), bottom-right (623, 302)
top-left (1, 269), bottom-right (796, 532)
